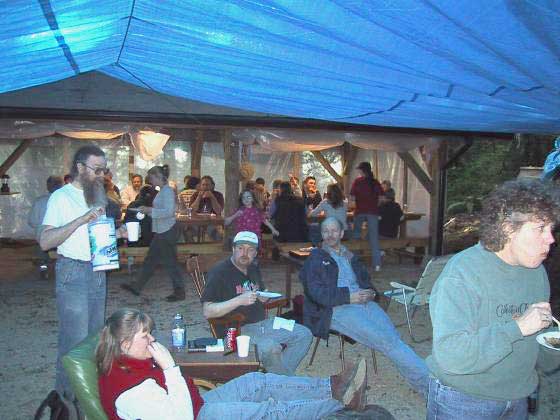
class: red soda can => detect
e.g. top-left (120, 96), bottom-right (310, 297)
top-left (226, 328), bottom-right (238, 351)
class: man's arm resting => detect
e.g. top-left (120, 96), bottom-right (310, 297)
top-left (203, 298), bottom-right (242, 319)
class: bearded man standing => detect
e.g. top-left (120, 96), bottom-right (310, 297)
top-left (40, 145), bottom-right (121, 400)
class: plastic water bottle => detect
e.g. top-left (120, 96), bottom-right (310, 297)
top-left (171, 313), bottom-right (186, 350)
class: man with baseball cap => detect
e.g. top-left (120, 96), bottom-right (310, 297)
top-left (201, 231), bottom-right (312, 375)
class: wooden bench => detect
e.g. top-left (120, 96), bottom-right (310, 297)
top-left (274, 237), bottom-right (429, 257)
top-left (49, 242), bottom-right (229, 274)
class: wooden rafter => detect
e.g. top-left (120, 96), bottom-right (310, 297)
top-left (397, 151), bottom-right (433, 194)
top-left (311, 150), bottom-right (343, 184)
top-left (0, 138), bottom-right (33, 177)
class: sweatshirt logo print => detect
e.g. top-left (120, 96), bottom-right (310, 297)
top-left (236, 280), bottom-right (258, 295)
top-left (495, 302), bottom-right (530, 318)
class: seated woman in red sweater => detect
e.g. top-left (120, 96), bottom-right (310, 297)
top-left (97, 308), bottom-right (367, 420)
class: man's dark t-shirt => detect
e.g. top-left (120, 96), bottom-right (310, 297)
top-left (201, 258), bottom-right (265, 336)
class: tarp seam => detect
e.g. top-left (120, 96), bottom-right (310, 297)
top-left (38, 0), bottom-right (80, 75)
top-left (117, 0), bottom-right (137, 64)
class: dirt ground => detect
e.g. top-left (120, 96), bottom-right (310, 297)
top-left (1, 244), bottom-right (559, 419)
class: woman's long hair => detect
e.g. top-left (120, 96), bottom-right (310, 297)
top-left (95, 308), bottom-right (155, 375)
top-left (279, 181), bottom-right (294, 199)
top-left (326, 183), bottom-right (345, 208)
top-left (147, 164), bottom-right (170, 182)
top-left (238, 190), bottom-right (262, 210)
top-left (357, 161), bottom-right (378, 194)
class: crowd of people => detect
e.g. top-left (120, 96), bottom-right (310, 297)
top-left (29, 144), bottom-right (559, 419)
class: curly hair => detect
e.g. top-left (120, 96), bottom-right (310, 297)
top-left (479, 179), bottom-right (560, 252)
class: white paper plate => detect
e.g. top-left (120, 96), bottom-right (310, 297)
top-left (257, 291), bottom-right (282, 299)
top-left (536, 331), bottom-right (560, 351)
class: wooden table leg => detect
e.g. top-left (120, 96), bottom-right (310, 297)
top-left (285, 263), bottom-right (293, 306)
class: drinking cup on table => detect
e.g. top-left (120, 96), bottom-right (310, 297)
top-left (236, 335), bottom-right (250, 358)
top-left (125, 222), bottom-right (140, 242)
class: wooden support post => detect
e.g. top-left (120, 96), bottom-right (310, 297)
top-left (191, 130), bottom-right (204, 178)
top-left (428, 141), bottom-right (448, 256)
top-left (311, 150), bottom-right (343, 184)
top-left (223, 129), bottom-right (240, 249)
top-left (402, 162), bottom-right (409, 208)
top-left (341, 142), bottom-right (357, 193)
top-left (0, 138), bottom-right (33, 177)
top-left (292, 152), bottom-right (301, 180)
top-left (397, 151), bottom-right (433, 194)
top-left (127, 134), bottom-right (135, 181)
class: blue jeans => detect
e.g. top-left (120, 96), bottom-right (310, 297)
top-left (55, 256), bottom-right (106, 398)
top-left (199, 372), bottom-right (343, 419)
top-left (242, 318), bottom-right (313, 376)
top-left (331, 302), bottom-right (428, 396)
top-left (426, 376), bottom-right (528, 419)
top-left (352, 214), bottom-right (381, 266)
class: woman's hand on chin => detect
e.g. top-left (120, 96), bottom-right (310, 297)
top-left (148, 341), bottom-right (176, 370)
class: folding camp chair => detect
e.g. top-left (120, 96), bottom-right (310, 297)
top-left (384, 254), bottom-right (454, 343)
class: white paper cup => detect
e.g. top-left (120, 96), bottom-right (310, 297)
top-left (236, 335), bottom-right (250, 358)
top-left (126, 222), bottom-right (140, 242)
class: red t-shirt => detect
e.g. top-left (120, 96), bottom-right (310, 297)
top-left (350, 176), bottom-right (383, 215)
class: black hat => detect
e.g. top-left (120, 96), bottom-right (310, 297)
top-left (356, 162), bottom-right (371, 172)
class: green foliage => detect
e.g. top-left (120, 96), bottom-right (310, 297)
top-left (447, 139), bottom-right (515, 206)
top-left (447, 136), bottom-right (555, 209)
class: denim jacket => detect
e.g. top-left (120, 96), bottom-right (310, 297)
top-left (299, 247), bottom-right (374, 339)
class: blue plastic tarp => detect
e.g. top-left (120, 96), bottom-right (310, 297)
top-left (1, 0), bottom-right (559, 133)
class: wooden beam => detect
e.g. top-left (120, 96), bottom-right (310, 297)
top-left (223, 129), bottom-right (240, 249)
top-left (0, 138), bottom-right (33, 177)
top-left (191, 130), bottom-right (204, 178)
top-left (402, 162), bottom-right (409, 208)
top-left (397, 151), bottom-right (433, 194)
top-left (341, 142), bottom-right (357, 193)
top-left (311, 150), bottom-right (343, 184)
top-left (292, 152), bottom-right (301, 180)
top-left (429, 141), bottom-right (448, 256)
top-left (127, 134), bottom-right (135, 181)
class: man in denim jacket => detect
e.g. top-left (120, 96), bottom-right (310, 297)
top-left (299, 217), bottom-right (428, 396)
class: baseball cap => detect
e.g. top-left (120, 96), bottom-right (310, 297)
top-left (233, 231), bottom-right (259, 247)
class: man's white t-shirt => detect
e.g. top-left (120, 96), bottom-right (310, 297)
top-left (42, 183), bottom-right (91, 261)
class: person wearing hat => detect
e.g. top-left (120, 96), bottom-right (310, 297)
top-left (378, 188), bottom-right (404, 239)
top-left (201, 231), bottom-right (313, 375)
top-left (350, 162), bottom-right (384, 271)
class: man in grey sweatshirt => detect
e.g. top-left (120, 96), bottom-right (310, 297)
top-left (426, 179), bottom-right (559, 419)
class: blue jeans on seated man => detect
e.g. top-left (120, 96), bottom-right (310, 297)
top-left (330, 301), bottom-right (428, 396)
top-left (427, 376), bottom-right (528, 420)
top-left (352, 213), bottom-right (382, 267)
top-left (199, 372), bottom-right (342, 419)
top-left (242, 318), bottom-right (313, 376)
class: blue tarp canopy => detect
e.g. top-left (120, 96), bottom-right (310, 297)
top-left (2, 0), bottom-right (560, 133)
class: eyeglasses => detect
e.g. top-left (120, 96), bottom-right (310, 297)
top-left (79, 162), bottom-right (109, 175)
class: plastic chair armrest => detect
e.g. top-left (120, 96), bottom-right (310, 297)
top-left (389, 281), bottom-right (416, 292)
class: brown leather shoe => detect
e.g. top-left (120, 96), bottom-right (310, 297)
top-left (331, 358), bottom-right (367, 411)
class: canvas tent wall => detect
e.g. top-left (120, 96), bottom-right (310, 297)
top-left (0, 124), bottom-right (433, 239)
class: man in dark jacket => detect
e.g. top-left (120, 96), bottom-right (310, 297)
top-left (299, 217), bottom-right (428, 396)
